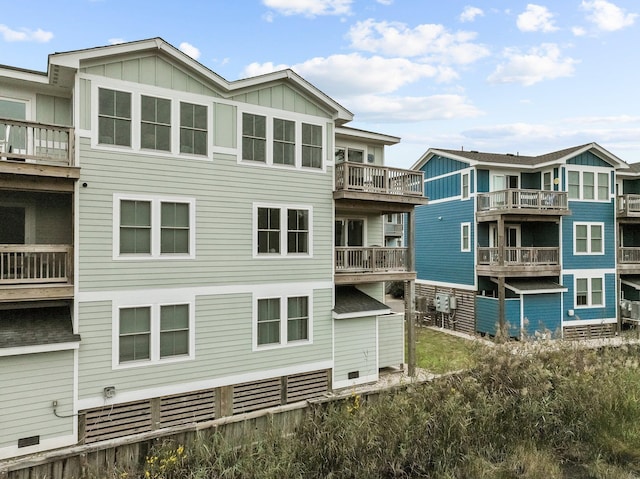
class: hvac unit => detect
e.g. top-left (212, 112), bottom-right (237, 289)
top-left (630, 301), bottom-right (640, 321)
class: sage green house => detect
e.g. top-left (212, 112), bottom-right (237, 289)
top-left (0, 38), bottom-right (425, 460)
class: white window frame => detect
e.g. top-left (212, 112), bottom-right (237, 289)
top-left (461, 222), bottom-right (471, 252)
top-left (113, 193), bottom-right (196, 260)
top-left (566, 167), bottom-right (610, 201)
top-left (461, 172), bottom-right (470, 200)
top-left (238, 106), bottom-right (326, 171)
top-left (253, 202), bottom-right (313, 258)
top-left (90, 79), bottom-right (212, 160)
top-left (252, 289), bottom-right (313, 350)
top-left (112, 296), bottom-right (196, 369)
top-left (574, 274), bottom-right (605, 308)
top-left (574, 222), bottom-right (604, 255)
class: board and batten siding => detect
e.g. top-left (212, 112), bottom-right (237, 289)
top-left (77, 289), bottom-right (333, 401)
top-left (415, 200), bottom-right (475, 286)
top-left (35, 94), bottom-right (72, 126)
top-left (76, 139), bottom-right (334, 291)
top-left (378, 314), bottom-right (404, 369)
top-left (0, 351), bottom-right (75, 458)
top-left (422, 155), bottom-right (469, 179)
top-left (333, 317), bottom-right (378, 389)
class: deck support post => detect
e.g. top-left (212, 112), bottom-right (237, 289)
top-left (406, 209), bottom-right (416, 376)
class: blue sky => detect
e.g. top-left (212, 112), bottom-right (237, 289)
top-left (1, 0), bottom-right (639, 167)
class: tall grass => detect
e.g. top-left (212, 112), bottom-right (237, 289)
top-left (116, 341), bottom-right (640, 478)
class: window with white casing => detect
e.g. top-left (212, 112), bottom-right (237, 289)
top-left (575, 276), bottom-right (604, 307)
top-left (114, 194), bottom-right (195, 260)
top-left (574, 222), bottom-right (604, 255)
top-left (254, 204), bottom-right (312, 257)
top-left (461, 172), bottom-right (470, 199)
top-left (461, 223), bottom-right (471, 252)
top-left (567, 169), bottom-right (609, 201)
top-left (255, 295), bottom-right (311, 349)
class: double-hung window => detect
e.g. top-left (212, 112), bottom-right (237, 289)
top-left (242, 113), bottom-right (266, 162)
top-left (574, 222), bottom-right (603, 254)
top-left (575, 276), bottom-right (604, 307)
top-left (302, 123), bottom-right (322, 168)
top-left (180, 102), bottom-right (207, 156)
top-left (115, 195), bottom-right (195, 259)
top-left (273, 118), bottom-right (295, 165)
top-left (461, 223), bottom-right (471, 252)
top-left (141, 95), bottom-right (171, 151)
top-left (461, 172), bottom-right (470, 199)
top-left (567, 169), bottom-right (609, 200)
top-left (98, 88), bottom-right (132, 146)
top-left (255, 295), bottom-right (311, 348)
top-left (117, 301), bottom-right (193, 367)
top-left (255, 204), bottom-right (312, 257)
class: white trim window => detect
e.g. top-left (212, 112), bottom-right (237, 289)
top-left (115, 300), bottom-right (195, 367)
top-left (574, 222), bottom-right (604, 255)
top-left (94, 82), bottom-right (210, 159)
top-left (461, 223), bottom-right (471, 252)
top-left (114, 194), bottom-right (196, 260)
top-left (461, 172), bottom-right (470, 200)
top-left (575, 276), bottom-right (604, 307)
top-left (567, 168), bottom-right (609, 201)
top-left (254, 295), bottom-right (312, 349)
top-left (239, 110), bottom-right (325, 170)
top-left (254, 203), bottom-right (312, 257)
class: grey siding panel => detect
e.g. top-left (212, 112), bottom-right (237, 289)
top-left (213, 103), bottom-right (236, 148)
top-left (0, 351), bottom-right (74, 448)
top-left (80, 78), bottom-right (91, 131)
top-left (78, 290), bottom-right (333, 399)
top-left (378, 315), bottom-right (404, 368)
top-left (77, 139), bottom-right (333, 290)
top-left (36, 94), bottom-right (72, 126)
top-left (334, 317), bottom-right (377, 384)
top-left (232, 85), bottom-right (330, 118)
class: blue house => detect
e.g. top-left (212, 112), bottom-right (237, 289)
top-left (412, 143), bottom-right (628, 339)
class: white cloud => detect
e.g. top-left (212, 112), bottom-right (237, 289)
top-left (571, 26), bottom-right (587, 36)
top-left (344, 94), bottom-right (483, 122)
top-left (108, 38), bottom-right (126, 45)
top-left (262, 0), bottom-right (352, 17)
top-left (0, 25), bottom-right (53, 43)
top-left (347, 19), bottom-right (490, 64)
top-left (377, 0), bottom-right (393, 4)
top-left (179, 42), bottom-right (201, 60)
top-left (244, 53), bottom-right (447, 96)
top-left (516, 4), bottom-right (558, 32)
top-left (487, 43), bottom-right (578, 86)
top-left (581, 0), bottom-right (637, 31)
top-left (460, 6), bottom-right (484, 23)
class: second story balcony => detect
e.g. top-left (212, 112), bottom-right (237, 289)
top-left (477, 189), bottom-right (569, 220)
top-left (334, 162), bottom-right (427, 209)
top-left (1, 118), bottom-right (79, 181)
top-left (618, 195), bottom-right (640, 218)
top-left (335, 246), bottom-right (415, 283)
top-left (0, 245), bottom-right (74, 302)
top-left (477, 246), bottom-right (560, 276)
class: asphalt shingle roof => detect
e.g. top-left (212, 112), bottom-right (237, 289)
top-left (0, 305), bottom-right (80, 349)
top-left (334, 286), bottom-right (391, 315)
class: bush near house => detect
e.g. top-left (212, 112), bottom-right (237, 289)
top-left (113, 341), bottom-right (640, 479)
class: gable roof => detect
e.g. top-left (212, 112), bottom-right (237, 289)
top-left (45, 37), bottom-right (353, 124)
top-left (412, 142), bottom-right (628, 171)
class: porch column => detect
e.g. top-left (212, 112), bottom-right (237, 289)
top-left (406, 209), bottom-right (416, 376)
top-left (497, 216), bottom-right (505, 331)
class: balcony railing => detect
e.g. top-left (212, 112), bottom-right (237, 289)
top-left (0, 245), bottom-right (72, 284)
top-left (335, 162), bottom-right (424, 197)
top-left (477, 189), bottom-right (568, 212)
top-left (335, 247), bottom-right (408, 273)
top-left (477, 246), bottom-right (560, 266)
top-left (0, 118), bottom-right (74, 167)
top-left (617, 195), bottom-right (640, 217)
top-left (619, 247), bottom-right (640, 263)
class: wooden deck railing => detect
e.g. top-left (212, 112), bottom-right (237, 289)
top-left (335, 162), bottom-right (424, 197)
top-left (617, 195), bottom-right (640, 216)
top-left (0, 245), bottom-right (72, 284)
top-left (335, 246), bottom-right (408, 273)
top-left (619, 247), bottom-right (640, 263)
top-left (477, 246), bottom-right (559, 265)
top-left (0, 118), bottom-right (74, 166)
top-left (477, 189), bottom-right (568, 212)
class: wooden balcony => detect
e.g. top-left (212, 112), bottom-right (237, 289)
top-left (477, 189), bottom-right (569, 220)
top-left (335, 246), bottom-right (415, 283)
top-left (0, 118), bottom-right (79, 187)
top-left (0, 244), bottom-right (73, 302)
top-left (617, 195), bottom-right (640, 218)
top-left (477, 246), bottom-right (560, 276)
top-left (618, 247), bottom-right (640, 272)
top-left (334, 162), bottom-right (427, 211)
